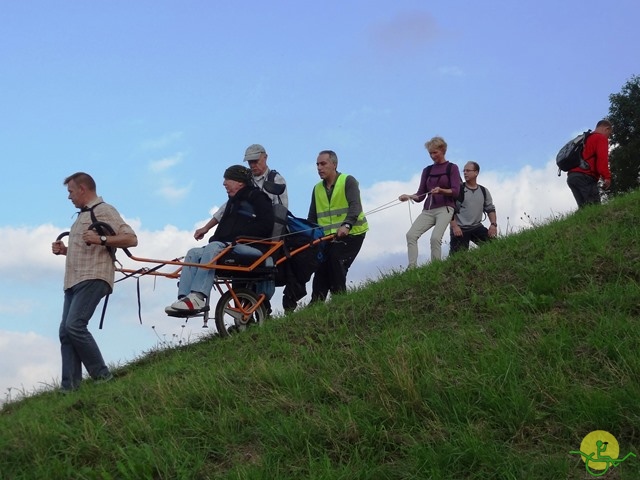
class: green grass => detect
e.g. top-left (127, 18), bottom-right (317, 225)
top-left (2, 191), bottom-right (640, 479)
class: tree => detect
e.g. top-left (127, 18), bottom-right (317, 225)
top-left (608, 75), bottom-right (640, 195)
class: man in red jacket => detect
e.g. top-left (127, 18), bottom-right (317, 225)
top-left (567, 119), bottom-right (612, 208)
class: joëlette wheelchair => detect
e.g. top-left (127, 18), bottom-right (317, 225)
top-left (56, 187), bottom-right (332, 337)
top-left (117, 213), bottom-right (331, 336)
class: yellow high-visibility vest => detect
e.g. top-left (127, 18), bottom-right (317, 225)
top-left (313, 173), bottom-right (368, 235)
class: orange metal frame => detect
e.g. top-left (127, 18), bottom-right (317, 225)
top-left (115, 234), bottom-right (334, 327)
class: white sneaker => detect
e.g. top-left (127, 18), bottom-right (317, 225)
top-left (170, 293), bottom-right (207, 312)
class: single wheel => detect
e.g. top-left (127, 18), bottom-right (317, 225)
top-left (214, 288), bottom-right (267, 337)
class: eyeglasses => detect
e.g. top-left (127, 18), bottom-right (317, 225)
top-left (463, 169), bottom-right (477, 172)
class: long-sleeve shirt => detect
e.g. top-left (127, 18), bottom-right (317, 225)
top-left (414, 161), bottom-right (461, 210)
top-left (570, 132), bottom-right (610, 180)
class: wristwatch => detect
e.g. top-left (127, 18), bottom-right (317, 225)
top-left (343, 223), bottom-right (352, 230)
top-left (100, 235), bottom-right (108, 246)
top-left (490, 223), bottom-right (498, 227)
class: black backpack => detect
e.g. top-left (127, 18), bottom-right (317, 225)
top-left (424, 162), bottom-right (453, 186)
top-left (556, 130), bottom-right (593, 176)
top-left (455, 182), bottom-right (487, 214)
top-left (260, 169), bottom-right (285, 204)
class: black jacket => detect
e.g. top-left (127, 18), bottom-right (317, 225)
top-left (210, 186), bottom-right (274, 243)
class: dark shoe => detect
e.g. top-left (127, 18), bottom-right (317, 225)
top-left (58, 387), bottom-right (77, 395)
top-left (95, 373), bottom-right (114, 384)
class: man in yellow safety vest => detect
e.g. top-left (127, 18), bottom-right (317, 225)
top-left (307, 150), bottom-right (368, 303)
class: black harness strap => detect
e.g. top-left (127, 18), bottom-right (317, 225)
top-left (81, 203), bottom-right (121, 329)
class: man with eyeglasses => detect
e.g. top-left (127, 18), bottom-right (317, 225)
top-left (449, 161), bottom-right (497, 255)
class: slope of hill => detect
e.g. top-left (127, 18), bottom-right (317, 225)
top-left (1, 191), bottom-right (639, 479)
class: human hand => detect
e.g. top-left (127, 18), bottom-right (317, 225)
top-left (336, 225), bottom-right (350, 238)
top-left (194, 227), bottom-right (208, 240)
top-left (52, 240), bottom-right (67, 255)
top-left (82, 230), bottom-right (100, 245)
top-left (452, 225), bottom-right (463, 237)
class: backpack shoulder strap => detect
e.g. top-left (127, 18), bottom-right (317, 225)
top-left (83, 201), bottom-right (113, 330)
top-left (85, 202), bottom-right (117, 263)
top-left (458, 182), bottom-right (466, 203)
top-left (86, 202), bottom-right (104, 226)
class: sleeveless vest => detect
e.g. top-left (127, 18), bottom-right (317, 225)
top-left (313, 173), bottom-right (368, 235)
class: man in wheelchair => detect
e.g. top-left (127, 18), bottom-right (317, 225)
top-left (165, 164), bottom-right (275, 315)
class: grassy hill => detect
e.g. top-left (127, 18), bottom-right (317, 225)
top-left (1, 191), bottom-right (639, 480)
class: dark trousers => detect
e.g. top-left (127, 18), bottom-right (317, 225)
top-left (449, 224), bottom-right (491, 255)
top-left (311, 233), bottom-right (365, 302)
top-left (567, 172), bottom-right (600, 208)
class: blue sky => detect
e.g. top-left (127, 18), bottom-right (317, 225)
top-left (1, 0), bottom-right (638, 402)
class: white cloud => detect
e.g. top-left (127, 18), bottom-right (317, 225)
top-left (0, 331), bottom-right (59, 404)
top-left (149, 152), bottom-right (185, 173)
top-left (140, 131), bottom-right (184, 150)
top-left (156, 181), bottom-right (193, 201)
top-left (147, 153), bottom-right (192, 201)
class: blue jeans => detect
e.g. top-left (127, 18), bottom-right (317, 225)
top-left (59, 279), bottom-right (111, 390)
top-left (178, 241), bottom-right (263, 298)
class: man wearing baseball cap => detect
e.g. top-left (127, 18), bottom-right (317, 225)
top-left (242, 144), bottom-right (287, 207)
top-left (165, 165), bottom-right (274, 315)
top-left (193, 145), bottom-right (287, 245)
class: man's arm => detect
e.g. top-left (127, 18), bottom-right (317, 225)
top-left (595, 136), bottom-right (611, 189)
top-left (483, 187), bottom-right (498, 238)
top-left (337, 175), bottom-right (365, 238)
top-left (83, 230), bottom-right (138, 248)
top-left (487, 211), bottom-right (498, 238)
top-left (194, 217), bottom-right (219, 241)
top-left (89, 204), bottom-right (138, 248)
top-left (343, 175), bottom-right (364, 226)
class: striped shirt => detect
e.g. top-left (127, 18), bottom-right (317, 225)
top-left (64, 197), bottom-right (136, 291)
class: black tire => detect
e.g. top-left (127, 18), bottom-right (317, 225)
top-left (214, 288), bottom-right (268, 337)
